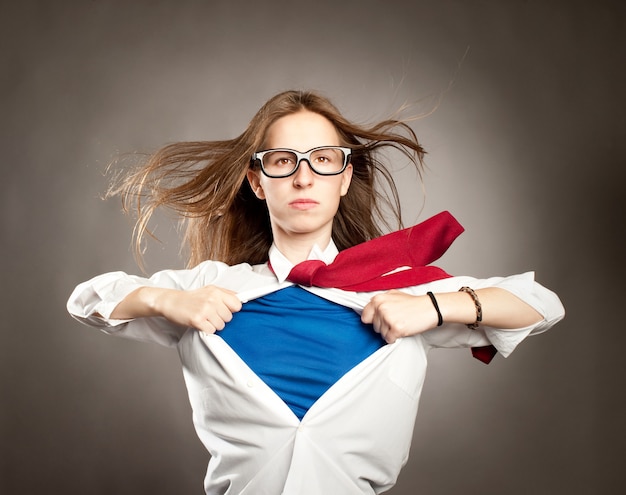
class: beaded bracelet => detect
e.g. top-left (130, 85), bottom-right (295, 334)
top-left (426, 291), bottom-right (444, 327)
top-left (459, 286), bottom-right (482, 329)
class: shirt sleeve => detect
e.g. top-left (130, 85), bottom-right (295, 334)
top-left (412, 272), bottom-right (565, 358)
top-left (66, 261), bottom-right (229, 347)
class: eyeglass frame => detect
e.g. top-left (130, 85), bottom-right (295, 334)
top-left (250, 146), bottom-right (352, 178)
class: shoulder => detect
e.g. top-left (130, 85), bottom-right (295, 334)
top-left (189, 259), bottom-right (276, 292)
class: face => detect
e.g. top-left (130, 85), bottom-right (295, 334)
top-left (247, 110), bottom-right (353, 247)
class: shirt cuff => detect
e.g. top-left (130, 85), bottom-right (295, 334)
top-left (483, 325), bottom-right (534, 358)
top-left (67, 272), bottom-right (149, 328)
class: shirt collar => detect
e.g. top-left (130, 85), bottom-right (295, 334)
top-left (268, 240), bottom-right (339, 283)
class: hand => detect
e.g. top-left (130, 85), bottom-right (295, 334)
top-left (361, 290), bottom-right (439, 344)
top-left (153, 285), bottom-right (242, 334)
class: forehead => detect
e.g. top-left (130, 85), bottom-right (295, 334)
top-left (264, 110), bottom-right (340, 151)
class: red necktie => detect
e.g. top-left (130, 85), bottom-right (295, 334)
top-left (285, 211), bottom-right (498, 364)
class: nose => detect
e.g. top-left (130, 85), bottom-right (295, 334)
top-left (292, 159), bottom-right (315, 187)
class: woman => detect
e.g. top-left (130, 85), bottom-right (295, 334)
top-left (67, 90), bottom-right (564, 494)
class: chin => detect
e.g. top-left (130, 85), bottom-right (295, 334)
top-left (280, 219), bottom-right (332, 236)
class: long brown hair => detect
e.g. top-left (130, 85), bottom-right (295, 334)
top-left (109, 90), bottom-right (426, 268)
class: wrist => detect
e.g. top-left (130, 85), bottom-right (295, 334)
top-left (434, 291), bottom-right (477, 327)
top-left (137, 286), bottom-right (173, 317)
top-left (458, 286), bottom-right (483, 329)
top-left (426, 292), bottom-right (443, 327)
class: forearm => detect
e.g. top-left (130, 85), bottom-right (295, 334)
top-left (110, 284), bottom-right (242, 333)
top-left (67, 268), bottom-right (237, 346)
top-left (436, 287), bottom-right (543, 329)
top-left (109, 286), bottom-right (173, 320)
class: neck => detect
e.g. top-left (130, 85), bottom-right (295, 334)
top-left (272, 231), bottom-right (332, 264)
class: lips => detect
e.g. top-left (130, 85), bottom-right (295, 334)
top-left (289, 199), bottom-right (319, 210)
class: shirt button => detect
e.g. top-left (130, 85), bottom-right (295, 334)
top-left (246, 379), bottom-right (255, 388)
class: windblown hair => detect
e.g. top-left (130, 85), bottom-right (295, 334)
top-left (109, 90), bottom-right (426, 268)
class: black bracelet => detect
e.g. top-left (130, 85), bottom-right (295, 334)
top-left (426, 291), bottom-right (443, 327)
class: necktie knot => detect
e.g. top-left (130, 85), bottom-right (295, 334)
top-left (287, 259), bottom-right (327, 287)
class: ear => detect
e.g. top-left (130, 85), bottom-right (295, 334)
top-left (340, 163), bottom-right (353, 197)
top-left (246, 169), bottom-right (266, 200)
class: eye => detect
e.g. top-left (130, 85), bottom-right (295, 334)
top-left (316, 154), bottom-right (331, 163)
top-left (266, 151), bottom-right (296, 167)
top-left (312, 148), bottom-right (341, 165)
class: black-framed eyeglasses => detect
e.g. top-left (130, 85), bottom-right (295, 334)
top-left (251, 146), bottom-right (352, 178)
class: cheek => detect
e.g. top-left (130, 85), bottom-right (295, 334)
top-left (257, 180), bottom-right (284, 207)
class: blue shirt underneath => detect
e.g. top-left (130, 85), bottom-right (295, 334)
top-left (217, 286), bottom-right (385, 420)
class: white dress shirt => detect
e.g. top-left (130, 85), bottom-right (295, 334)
top-left (67, 240), bottom-right (564, 494)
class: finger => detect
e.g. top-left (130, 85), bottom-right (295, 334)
top-left (374, 312), bottom-right (398, 344)
top-left (198, 321), bottom-right (218, 335)
top-left (373, 314), bottom-right (393, 343)
top-left (202, 286), bottom-right (242, 313)
top-left (378, 323), bottom-right (394, 343)
top-left (370, 310), bottom-right (383, 334)
top-left (361, 302), bottom-right (374, 324)
top-left (385, 332), bottom-right (398, 344)
top-left (213, 302), bottom-right (235, 325)
top-left (190, 315), bottom-right (218, 334)
top-left (222, 292), bottom-right (243, 313)
top-left (204, 311), bottom-right (228, 332)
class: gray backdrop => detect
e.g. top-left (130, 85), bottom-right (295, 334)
top-left (1, 0), bottom-right (624, 494)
